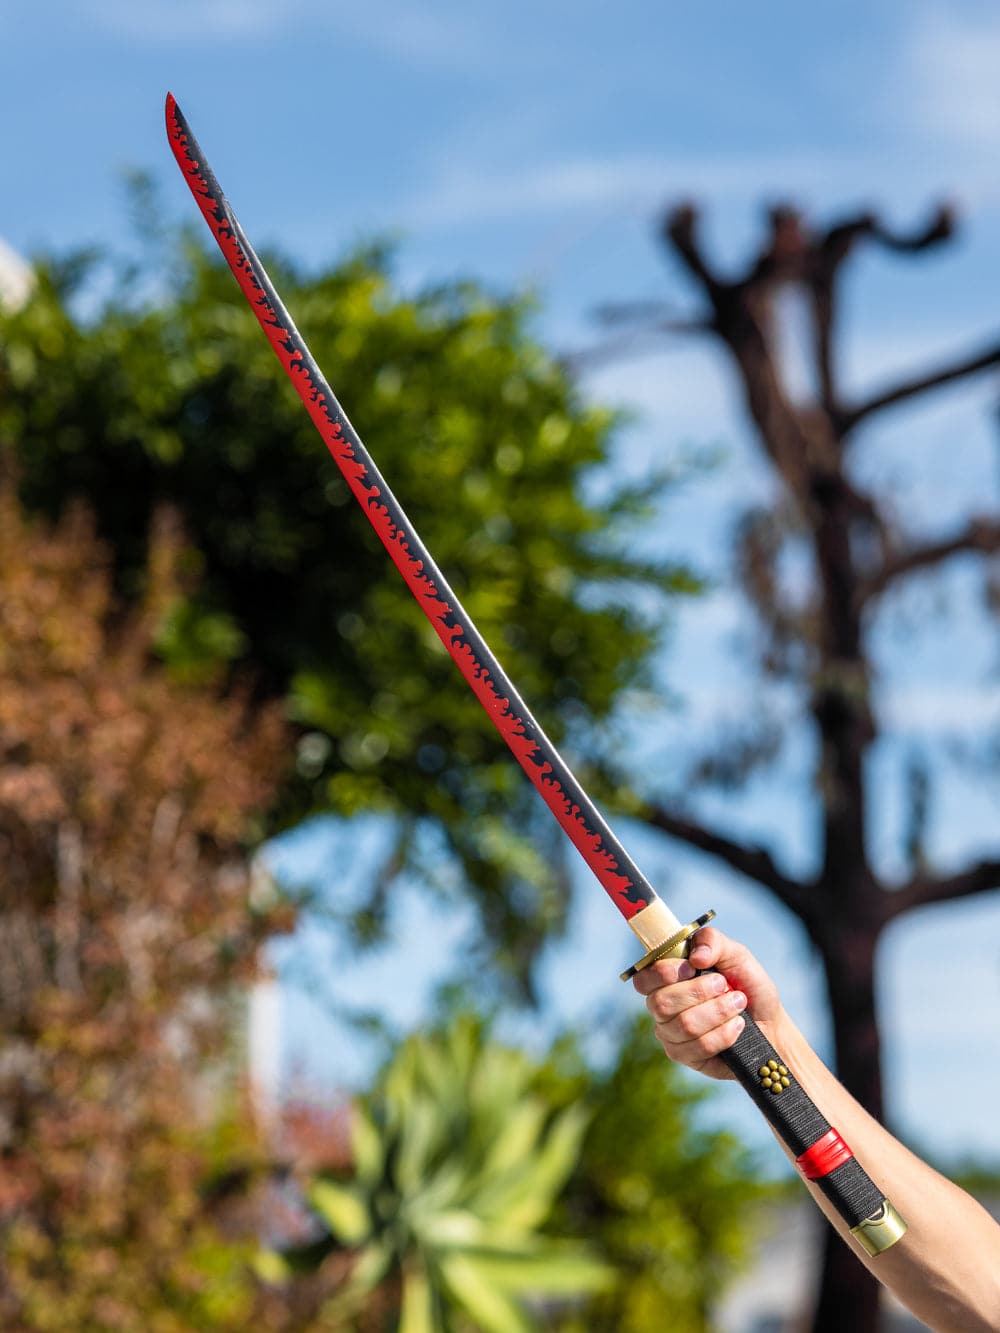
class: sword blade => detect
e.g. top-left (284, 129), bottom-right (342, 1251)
top-left (165, 93), bottom-right (677, 945)
top-left (163, 104), bottom-right (915, 1257)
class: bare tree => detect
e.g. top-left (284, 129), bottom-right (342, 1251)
top-left (611, 202), bottom-right (1000, 1333)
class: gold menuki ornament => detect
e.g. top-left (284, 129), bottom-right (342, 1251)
top-left (758, 1059), bottom-right (791, 1095)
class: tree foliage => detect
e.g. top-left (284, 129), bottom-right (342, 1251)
top-left (274, 1007), bottom-right (768, 1333)
top-left (273, 1016), bottom-right (612, 1332)
top-left (0, 487), bottom-right (298, 1330)
top-left (275, 1014), bottom-right (763, 1333)
top-left (546, 1017), bottom-right (766, 1333)
top-left (0, 468), bottom-right (758, 1329)
top-left (0, 229), bottom-right (693, 989)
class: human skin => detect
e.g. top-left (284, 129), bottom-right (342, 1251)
top-left (632, 926), bottom-right (1000, 1333)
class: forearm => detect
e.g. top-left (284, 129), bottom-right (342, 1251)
top-left (772, 1010), bottom-right (1000, 1333)
top-left (637, 929), bottom-right (1000, 1331)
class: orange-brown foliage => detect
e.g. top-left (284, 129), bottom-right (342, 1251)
top-left (0, 488), bottom-right (309, 1330)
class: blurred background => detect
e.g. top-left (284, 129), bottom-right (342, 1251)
top-left (2, 4), bottom-right (999, 1330)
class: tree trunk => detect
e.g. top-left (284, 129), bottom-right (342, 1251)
top-left (822, 923), bottom-right (884, 1125)
top-left (645, 201), bottom-right (1000, 1333)
top-left (811, 1224), bottom-right (881, 1333)
top-left (809, 925), bottom-right (885, 1333)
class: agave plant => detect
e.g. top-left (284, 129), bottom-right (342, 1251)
top-left (268, 1016), bottom-right (613, 1331)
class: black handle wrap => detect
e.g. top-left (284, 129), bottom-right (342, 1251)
top-left (710, 990), bottom-right (886, 1228)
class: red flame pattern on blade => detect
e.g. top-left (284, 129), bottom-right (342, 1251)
top-left (165, 94), bottom-right (649, 919)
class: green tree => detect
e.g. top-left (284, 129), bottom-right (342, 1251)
top-left (546, 1017), bottom-right (767, 1333)
top-left (269, 1016), bottom-right (612, 1331)
top-left (272, 1014), bottom-right (766, 1333)
top-left (0, 229), bottom-right (693, 990)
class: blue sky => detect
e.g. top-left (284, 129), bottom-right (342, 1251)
top-left (5, 2), bottom-right (1000, 1167)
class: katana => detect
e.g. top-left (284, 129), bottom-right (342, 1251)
top-left (166, 93), bottom-right (906, 1258)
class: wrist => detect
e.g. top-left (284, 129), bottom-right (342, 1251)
top-left (752, 1003), bottom-right (798, 1057)
top-left (761, 1010), bottom-right (835, 1108)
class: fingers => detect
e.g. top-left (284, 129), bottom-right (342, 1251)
top-left (640, 966), bottom-right (724, 1014)
top-left (645, 971), bottom-right (747, 1044)
top-left (644, 970), bottom-right (748, 1071)
top-left (633, 927), bottom-right (779, 1018)
top-left (663, 1013), bottom-right (747, 1072)
top-left (631, 926), bottom-right (780, 1078)
top-left (631, 955), bottom-right (691, 995)
top-left (629, 926), bottom-right (731, 995)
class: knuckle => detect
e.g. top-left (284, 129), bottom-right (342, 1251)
top-left (657, 1036), bottom-right (691, 1069)
top-left (635, 960), bottom-right (681, 995)
top-left (676, 1007), bottom-right (701, 1039)
top-left (716, 993), bottom-right (744, 1024)
top-left (649, 960), bottom-right (684, 987)
top-left (706, 1016), bottom-right (744, 1055)
top-left (654, 1030), bottom-right (675, 1058)
top-left (698, 975), bottom-right (725, 1002)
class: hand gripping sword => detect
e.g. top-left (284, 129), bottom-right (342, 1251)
top-left (166, 93), bottom-right (906, 1258)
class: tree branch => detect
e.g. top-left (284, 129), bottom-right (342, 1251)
top-left (858, 519), bottom-right (1000, 605)
top-left (646, 803), bottom-right (810, 914)
top-left (840, 338), bottom-right (1000, 434)
top-left (559, 317), bottom-right (712, 374)
top-left (813, 203), bottom-right (954, 268)
top-left (863, 202), bottom-right (956, 256)
top-left (890, 857), bottom-right (1000, 916)
top-left (661, 203), bottom-right (724, 300)
top-left (592, 300), bottom-right (703, 328)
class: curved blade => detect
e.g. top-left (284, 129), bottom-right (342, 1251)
top-left (165, 93), bottom-right (665, 926)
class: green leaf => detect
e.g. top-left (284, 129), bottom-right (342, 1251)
top-left (479, 1103), bottom-right (589, 1230)
top-left (252, 1249), bottom-right (292, 1285)
top-left (415, 1207), bottom-right (483, 1250)
top-left (286, 1012), bottom-right (766, 1333)
top-left (321, 1240), bottom-right (394, 1317)
top-left (478, 1102), bottom-right (548, 1181)
top-left (471, 1243), bottom-right (616, 1296)
top-left (350, 1104), bottom-right (384, 1185)
top-left (395, 1096), bottom-right (444, 1194)
top-left (399, 1262), bottom-right (436, 1333)
top-left (438, 1253), bottom-right (535, 1333)
top-left (307, 1178), bottom-right (371, 1246)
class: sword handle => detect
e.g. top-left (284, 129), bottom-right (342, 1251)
top-left (626, 915), bottom-right (906, 1257)
top-left (705, 997), bottom-right (906, 1256)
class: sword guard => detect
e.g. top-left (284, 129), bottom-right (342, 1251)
top-left (619, 910), bottom-right (716, 981)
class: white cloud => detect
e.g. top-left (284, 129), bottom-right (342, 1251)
top-left (332, 1), bottom-right (495, 71)
top-left (900, 9), bottom-right (1000, 152)
top-left (82, 0), bottom-right (495, 67)
top-left (0, 237), bottom-right (35, 310)
top-left (880, 685), bottom-right (1000, 734)
top-left (401, 149), bottom-right (892, 231)
top-left (396, 137), bottom-right (1000, 267)
top-left (386, 10), bottom-right (1000, 237)
top-left (583, 344), bottom-right (736, 430)
top-left (84, 0), bottom-right (288, 40)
